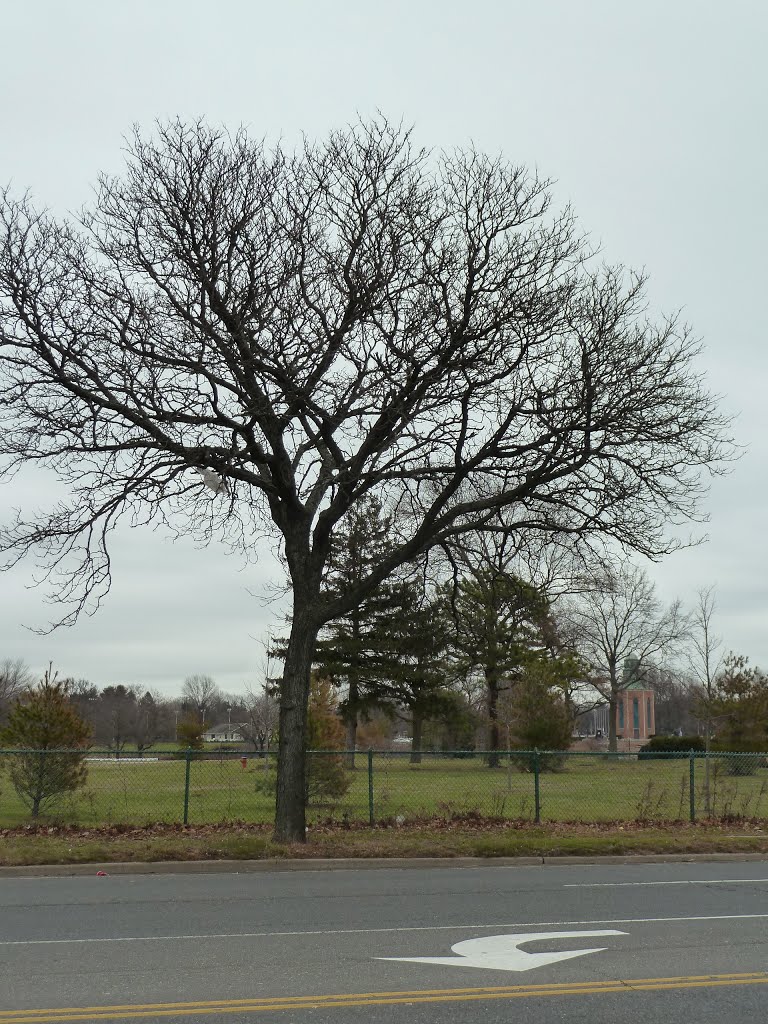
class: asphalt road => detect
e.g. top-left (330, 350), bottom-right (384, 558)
top-left (2, 859), bottom-right (768, 1022)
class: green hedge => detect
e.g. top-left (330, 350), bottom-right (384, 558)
top-left (638, 735), bottom-right (705, 759)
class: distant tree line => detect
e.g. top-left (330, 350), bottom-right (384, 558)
top-left (2, 562), bottom-right (768, 821)
top-left (3, 554), bottom-right (767, 776)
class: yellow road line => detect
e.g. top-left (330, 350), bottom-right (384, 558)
top-left (1, 973), bottom-right (766, 1022)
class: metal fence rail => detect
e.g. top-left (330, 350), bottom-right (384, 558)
top-left (1, 748), bottom-right (767, 827)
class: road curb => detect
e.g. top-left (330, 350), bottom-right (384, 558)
top-left (2, 851), bottom-right (768, 877)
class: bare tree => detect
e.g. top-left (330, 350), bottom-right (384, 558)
top-left (181, 674), bottom-right (220, 726)
top-left (0, 120), bottom-right (731, 840)
top-left (564, 561), bottom-right (688, 751)
top-left (0, 657), bottom-right (32, 723)
top-left (241, 685), bottom-right (279, 753)
top-left (133, 690), bottom-right (164, 754)
top-left (688, 585), bottom-right (723, 720)
top-left (687, 584), bottom-right (724, 813)
top-left (94, 684), bottom-right (139, 754)
top-left (645, 663), bottom-right (698, 735)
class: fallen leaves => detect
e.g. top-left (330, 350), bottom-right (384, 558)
top-left (1, 814), bottom-right (767, 842)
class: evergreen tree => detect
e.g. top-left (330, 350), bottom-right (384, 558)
top-left (373, 584), bottom-right (455, 763)
top-left (176, 714), bottom-right (205, 749)
top-left (501, 657), bottom-right (575, 770)
top-left (98, 684), bottom-right (137, 754)
top-left (306, 675), bottom-right (350, 801)
top-left (0, 666), bottom-right (91, 817)
top-left (446, 567), bottom-right (551, 766)
top-left (135, 691), bottom-right (161, 753)
top-left (701, 653), bottom-right (768, 772)
top-left (315, 500), bottom-right (458, 765)
top-left (314, 498), bottom-right (407, 766)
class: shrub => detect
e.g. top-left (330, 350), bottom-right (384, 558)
top-left (711, 743), bottom-right (765, 776)
top-left (638, 735), bottom-right (705, 760)
top-left (509, 749), bottom-right (566, 773)
top-left (176, 715), bottom-right (205, 749)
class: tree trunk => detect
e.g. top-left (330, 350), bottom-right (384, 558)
top-left (343, 674), bottom-right (359, 769)
top-left (608, 688), bottom-right (618, 753)
top-left (410, 711), bottom-right (423, 765)
top-left (344, 711), bottom-right (357, 770)
top-left (31, 754), bottom-right (44, 817)
top-left (487, 673), bottom-right (500, 768)
top-left (274, 600), bottom-right (320, 844)
top-left (31, 772), bottom-right (43, 818)
top-left (703, 715), bottom-right (712, 816)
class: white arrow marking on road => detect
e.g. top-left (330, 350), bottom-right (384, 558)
top-left (379, 929), bottom-right (627, 973)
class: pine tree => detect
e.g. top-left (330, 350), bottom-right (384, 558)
top-left (314, 498), bottom-right (408, 766)
top-left (135, 691), bottom-right (160, 753)
top-left (701, 653), bottom-right (768, 773)
top-left (176, 714), bottom-right (205, 750)
top-left (446, 569), bottom-right (551, 767)
top-left (0, 666), bottom-right (91, 817)
top-left (501, 657), bottom-right (575, 770)
top-left (306, 675), bottom-right (350, 801)
top-left (373, 584), bottom-right (455, 763)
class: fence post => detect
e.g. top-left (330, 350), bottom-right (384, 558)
top-left (367, 748), bottom-right (375, 826)
top-left (183, 748), bottom-right (192, 825)
top-left (533, 748), bottom-right (541, 824)
top-left (689, 749), bottom-right (696, 822)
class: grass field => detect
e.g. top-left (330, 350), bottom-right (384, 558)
top-left (1, 750), bottom-right (767, 827)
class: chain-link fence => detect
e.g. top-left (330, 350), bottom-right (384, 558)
top-left (1, 748), bottom-right (767, 827)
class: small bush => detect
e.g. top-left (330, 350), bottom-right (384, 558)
top-left (509, 750), bottom-right (566, 773)
top-left (712, 746), bottom-right (764, 776)
top-left (0, 667), bottom-right (91, 817)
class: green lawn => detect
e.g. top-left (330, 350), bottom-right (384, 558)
top-left (1, 751), bottom-right (767, 827)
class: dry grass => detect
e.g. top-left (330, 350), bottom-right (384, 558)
top-left (2, 818), bottom-right (767, 866)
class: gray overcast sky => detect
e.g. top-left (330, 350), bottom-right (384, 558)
top-left (1, 0), bottom-right (766, 695)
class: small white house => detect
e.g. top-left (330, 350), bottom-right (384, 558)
top-left (202, 722), bottom-right (246, 743)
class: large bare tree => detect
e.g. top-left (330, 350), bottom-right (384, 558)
top-left (0, 120), bottom-right (730, 840)
top-left (180, 674), bottom-right (220, 726)
top-left (565, 561), bottom-right (688, 751)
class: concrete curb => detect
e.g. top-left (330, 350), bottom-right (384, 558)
top-left (2, 851), bottom-right (768, 877)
